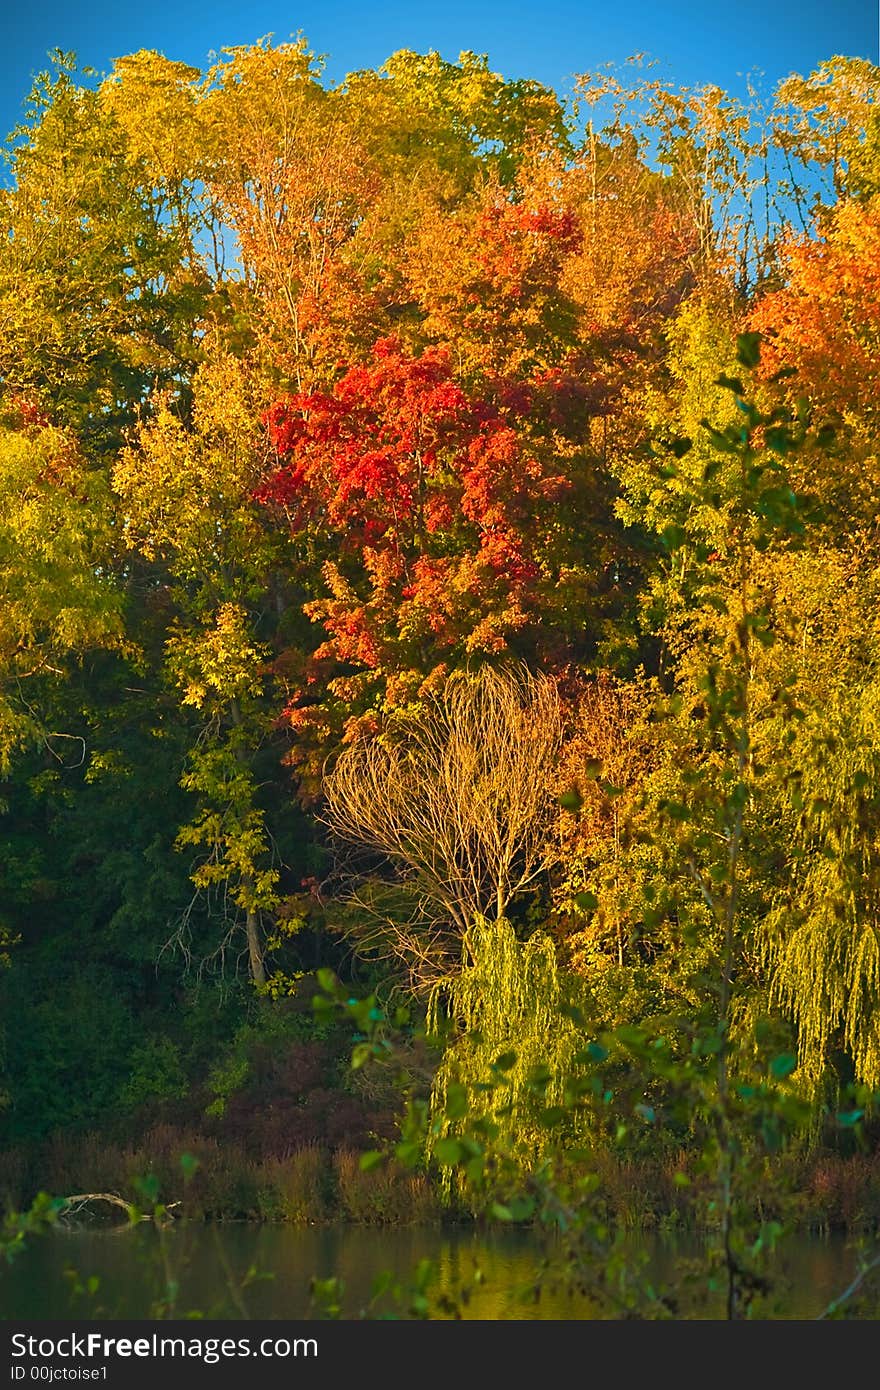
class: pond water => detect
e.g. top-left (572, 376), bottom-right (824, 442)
top-left (4, 1222), bottom-right (880, 1320)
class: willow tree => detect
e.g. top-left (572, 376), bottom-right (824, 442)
top-left (321, 664), bottom-right (564, 990)
top-left (427, 915), bottom-right (586, 1188)
top-left (761, 677), bottom-right (880, 1092)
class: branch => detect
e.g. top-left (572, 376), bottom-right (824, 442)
top-left (56, 1194), bottom-right (181, 1224)
top-left (815, 1249), bottom-right (880, 1320)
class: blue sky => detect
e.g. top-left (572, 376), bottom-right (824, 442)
top-left (1, 0), bottom-right (876, 140)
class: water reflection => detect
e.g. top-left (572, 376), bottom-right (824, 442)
top-left (3, 1223), bottom-right (879, 1320)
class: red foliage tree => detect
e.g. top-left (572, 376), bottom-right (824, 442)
top-left (257, 334), bottom-right (625, 786)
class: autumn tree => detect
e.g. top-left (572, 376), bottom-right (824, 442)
top-left (3, 33), bottom-right (878, 1154)
top-left (111, 351), bottom-right (298, 985)
top-left (0, 421), bottom-right (123, 769)
top-left (751, 195), bottom-right (880, 531)
top-left (746, 187), bottom-right (880, 1092)
top-left (258, 331), bottom-right (629, 786)
top-left (0, 54), bottom-right (212, 451)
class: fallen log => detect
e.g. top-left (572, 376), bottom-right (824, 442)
top-left (57, 1193), bottom-right (180, 1224)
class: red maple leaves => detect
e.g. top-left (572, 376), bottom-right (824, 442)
top-left (256, 333), bottom-right (608, 777)
top-left (258, 334), bottom-right (572, 602)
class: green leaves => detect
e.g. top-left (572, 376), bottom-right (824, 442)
top-left (559, 787), bottom-right (584, 814)
top-left (573, 890), bottom-right (599, 911)
top-left (433, 1137), bottom-right (465, 1166)
top-left (715, 373), bottom-right (746, 396)
top-left (315, 967), bottom-right (338, 995)
top-left (769, 1053), bottom-right (797, 1080)
top-left (735, 332), bottom-right (762, 370)
top-left (836, 1108), bottom-right (864, 1128)
top-left (443, 1083), bottom-right (469, 1118)
top-left (660, 523), bottom-right (688, 553)
top-left (179, 1153), bottom-right (200, 1181)
top-left (358, 1149), bottom-right (384, 1172)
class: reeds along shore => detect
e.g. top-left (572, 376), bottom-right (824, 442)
top-left (4, 1128), bottom-right (880, 1233)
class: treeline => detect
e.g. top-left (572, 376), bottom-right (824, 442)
top-left (1, 40), bottom-right (880, 1170)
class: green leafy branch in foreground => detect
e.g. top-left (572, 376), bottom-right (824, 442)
top-left (0, 1191), bottom-right (62, 1266)
top-left (313, 963), bottom-right (880, 1319)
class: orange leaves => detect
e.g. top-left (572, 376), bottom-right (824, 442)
top-left (206, 46), bottom-right (709, 783)
top-left (405, 182), bottom-right (582, 376)
top-left (471, 199), bottom-right (581, 301)
top-left (403, 145), bottom-right (698, 406)
top-left (559, 143), bottom-right (698, 346)
top-left (752, 198), bottom-right (880, 424)
top-left (201, 42), bottom-right (382, 379)
top-left (749, 197), bottom-right (880, 524)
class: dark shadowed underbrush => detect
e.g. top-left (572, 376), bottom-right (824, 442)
top-left (0, 1126), bottom-right (444, 1226)
top-left (3, 1126), bottom-right (880, 1233)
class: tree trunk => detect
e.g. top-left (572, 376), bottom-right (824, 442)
top-left (246, 906), bottom-right (266, 986)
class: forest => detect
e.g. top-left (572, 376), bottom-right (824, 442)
top-left (2, 35), bottom-right (880, 1316)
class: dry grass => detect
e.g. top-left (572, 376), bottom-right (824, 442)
top-left (333, 1149), bottom-right (438, 1224)
top-left (4, 1127), bottom-right (880, 1232)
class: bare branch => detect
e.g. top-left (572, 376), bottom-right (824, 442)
top-left (321, 664), bottom-right (564, 990)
